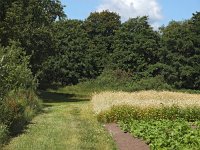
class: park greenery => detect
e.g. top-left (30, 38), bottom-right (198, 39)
top-left (0, 0), bottom-right (200, 148)
top-left (93, 91), bottom-right (200, 149)
top-left (120, 119), bottom-right (200, 149)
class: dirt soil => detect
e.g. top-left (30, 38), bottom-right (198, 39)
top-left (105, 123), bottom-right (150, 150)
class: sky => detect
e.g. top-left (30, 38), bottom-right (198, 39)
top-left (61, 0), bottom-right (200, 28)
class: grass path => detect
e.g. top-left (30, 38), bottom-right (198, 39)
top-left (3, 89), bottom-right (116, 150)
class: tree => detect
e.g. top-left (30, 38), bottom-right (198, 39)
top-left (83, 11), bottom-right (121, 77)
top-left (39, 19), bottom-right (90, 85)
top-left (0, 0), bottom-right (66, 75)
top-left (161, 18), bottom-right (200, 89)
top-left (111, 16), bottom-right (161, 76)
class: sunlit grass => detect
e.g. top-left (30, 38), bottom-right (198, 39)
top-left (91, 90), bottom-right (200, 114)
top-left (3, 90), bottom-right (116, 150)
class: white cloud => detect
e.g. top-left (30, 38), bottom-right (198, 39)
top-left (97, 0), bottom-right (163, 29)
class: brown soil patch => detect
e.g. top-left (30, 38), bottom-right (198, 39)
top-left (105, 123), bottom-right (150, 150)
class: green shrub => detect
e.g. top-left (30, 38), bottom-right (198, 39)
top-left (0, 124), bottom-right (9, 146)
top-left (97, 105), bottom-right (200, 123)
top-left (0, 89), bottom-right (42, 134)
top-left (0, 42), bottom-right (37, 99)
top-left (91, 69), bottom-right (133, 90)
top-left (75, 70), bottom-right (173, 93)
top-left (0, 42), bottom-right (40, 135)
top-left (120, 75), bottom-right (173, 92)
top-left (68, 69), bottom-right (133, 93)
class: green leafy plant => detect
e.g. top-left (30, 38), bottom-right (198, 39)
top-left (0, 43), bottom-right (41, 141)
top-left (0, 42), bottom-right (37, 98)
top-left (120, 119), bottom-right (200, 150)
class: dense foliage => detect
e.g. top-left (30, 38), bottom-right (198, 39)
top-left (0, 0), bottom-right (199, 145)
top-left (0, 0), bottom-right (65, 144)
top-left (97, 104), bottom-right (200, 149)
top-left (0, 42), bottom-right (36, 97)
top-left (39, 11), bottom-right (199, 90)
top-left (111, 16), bottom-right (160, 73)
top-left (0, 0), bottom-right (66, 75)
top-left (39, 20), bottom-right (89, 85)
top-left (0, 42), bottom-right (41, 144)
top-left (0, 1), bottom-right (199, 90)
top-left (120, 119), bottom-right (200, 149)
top-left (83, 11), bottom-right (121, 76)
top-left (160, 18), bottom-right (200, 89)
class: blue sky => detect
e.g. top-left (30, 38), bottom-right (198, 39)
top-left (61, 0), bottom-right (200, 27)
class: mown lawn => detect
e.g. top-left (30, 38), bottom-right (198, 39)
top-left (3, 88), bottom-right (116, 150)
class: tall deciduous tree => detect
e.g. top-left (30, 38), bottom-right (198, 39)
top-left (39, 19), bottom-right (90, 85)
top-left (0, 0), bottom-right (66, 74)
top-left (111, 16), bottom-right (161, 76)
top-left (161, 16), bottom-right (200, 89)
top-left (84, 11), bottom-right (121, 77)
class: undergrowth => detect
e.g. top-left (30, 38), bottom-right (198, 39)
top-left (96, 102), bottom-right (200, 149)
top-left (0, 89), bottom-right (42, 144)
top-left (69, 70), bottom-right (173, 93)
top-left (0, 43), bottom-right (42, 145)
top-left (97, 105), bottom-right (200, 123)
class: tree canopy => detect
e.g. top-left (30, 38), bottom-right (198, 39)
top-left (0, 0), bottom-right (199, 90)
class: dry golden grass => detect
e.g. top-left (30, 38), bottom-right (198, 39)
top-left (91, 90), bottom-right (200, 114)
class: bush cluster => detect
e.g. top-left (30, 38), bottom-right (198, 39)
top-left (0, 90), bottom-right (42, 134)
top-left (0, 43), bottom-right (41, 144)
top-left (0, 42), bottom-right (37, 97)
top-left (75, 70), bottom-right (172, 93)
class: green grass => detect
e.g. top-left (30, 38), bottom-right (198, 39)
top-left (3, 89), bottom-right (116, 150)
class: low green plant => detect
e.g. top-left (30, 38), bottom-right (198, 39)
top-left (97, 105), bottom-right (200, 123)
top-left (120, 119), bottom-right (200, 150)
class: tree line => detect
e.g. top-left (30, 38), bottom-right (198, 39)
top-left (0, 0), bottom-right (200, 90)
